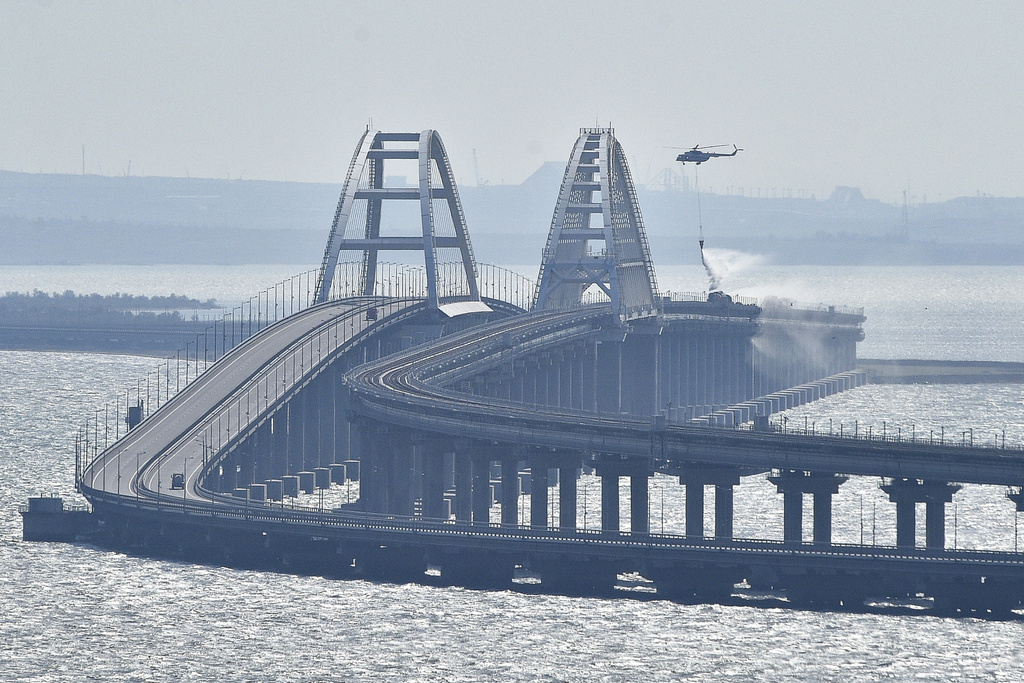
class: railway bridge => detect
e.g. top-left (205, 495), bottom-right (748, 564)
top-left (69, 129), bottom-right (1024, 616)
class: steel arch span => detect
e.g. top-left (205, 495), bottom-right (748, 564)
top-left (315, 129), bottom-right (486, 315)
top-left (534, 128), bottom-right (659, 320)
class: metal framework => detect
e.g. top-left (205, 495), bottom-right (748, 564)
top-left (315, 129), bottom-right (486, 315)
top-left (534, 128), bottom-right (659, 320)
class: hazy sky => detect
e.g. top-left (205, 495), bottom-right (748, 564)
top-left (2, 1), bottom-right (1022, 202)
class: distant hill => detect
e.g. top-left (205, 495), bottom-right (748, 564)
top-left (2, 169), bottom-right (1022, 267)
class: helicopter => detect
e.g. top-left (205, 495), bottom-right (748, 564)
top-left (675, 144), bottom-right (742, 165)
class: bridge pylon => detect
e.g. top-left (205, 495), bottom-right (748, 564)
top-left (534, 128), bottom-right (659, 320)
top-left (315, 129), bottom-right (488, 315)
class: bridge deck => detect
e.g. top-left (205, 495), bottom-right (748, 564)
top-left (82, 296), bottom-right (420, 504)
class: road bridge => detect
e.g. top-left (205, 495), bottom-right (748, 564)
top-left (65, 128), bottom-right (1024, 616)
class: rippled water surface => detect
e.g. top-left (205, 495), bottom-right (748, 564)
top-left (3, 265), bottom-right (1024, 680)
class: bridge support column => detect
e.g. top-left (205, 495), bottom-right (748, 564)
top-left (630, 474), bottom-right (649, 534)
top-left (559, 465), bottom-right (578, 530)
top-left (679, 465), bottom-right (742, 540)
top-left (894, 498), bottom-right (916, 549)
top-left (559, 352), bottom-right (573, 410)
top-left (600, 473), bottom-right (620, 532)
top-left (388, 433), bottom-right (415, 516)
top-left (236, 440), bottom-right (255, 488)
top-left (621, 332), bottom-right (658, 418)
top-left (685, 483), bottom-right (704, 538)
top-left (286, 393), bottom-right (305, 473)
top-left (881, 478), bottom-right (961, 549)
top-left (453, 449), bottom-right (472, 522)
top-left (332, 367), bottom-right (351, 464)
top-left (353, 419), bottom-right (387, 514)
top-left (302, 378), bottom-right (324, 470)
top-left (582, 343), bottom-right (596, 412)
top-left (715, 483), bottom-right (734, 539)
top-left (782, 489), bottom-right (802, 544)
top-left (530, 465), bottom-right (549, 528)
top-left (511, 362), bottom-right (525, 403)
top-left (418, 437), bottom-right (449, 520)
top-left (471, 457), bottom-right (492, 524)
top-left (769, 470), bottom-right (848, 546)
top-left (523, 448), bottom-right (583, 530)
top-left (271, 410), bottom-right (288, 476)
top-left (500, 457), bottom-right (519, 526)
top-left (252, 422), bottom-right (272, 483)
top-left (593, 454), bottom-right (652, 534)
top-left (595, 341), bottom-right (622, 415)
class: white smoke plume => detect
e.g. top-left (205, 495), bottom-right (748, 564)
top-left (699, 247), bottom-right (764, 292)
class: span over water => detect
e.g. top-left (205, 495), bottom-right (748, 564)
top-left (50, 129), bottom-right (1024, 616)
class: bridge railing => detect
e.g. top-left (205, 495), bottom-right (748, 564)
top-left (671, 411), bottom-right (1021, 453)
top-left (477, 264), bottom-right (536, 311)
top-left (763, 415), bottom-right (1018, 450)
top-left (321, 260), bottom-right (537, 311)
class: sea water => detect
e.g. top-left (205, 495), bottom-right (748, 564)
top-left (2, 264), bottom-right (1024, 681)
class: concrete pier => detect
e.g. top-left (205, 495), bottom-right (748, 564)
top-left (769, 470), bottom-right (848, 545)
top-left (282, 474), bottom-right (300, 498)
top-left (500, 457), bottom-right (519, 525)
top-left (881, 478), bottom-right (961, 549)
top-left (679, 465), bottom-right (741, 540)
top-left (530, 464), bottom-right (549, 529)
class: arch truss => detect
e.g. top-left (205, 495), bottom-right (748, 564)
top-left (534, 128), bottom-right (659, 320)
top-left (315, 129), bottom-right (487, 315)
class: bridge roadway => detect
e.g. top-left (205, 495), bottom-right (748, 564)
top-left (345, 305), bottom-right (1024, 487)
top-left (78, 297), bottom-right (1024, 609)
top-left (81, 296), bottom-right (421, 506)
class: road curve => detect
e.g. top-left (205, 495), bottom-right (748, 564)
top-left (344, 306), bottom-right (1024, 487)
top-left (81, 296), bottom-right (421, 505)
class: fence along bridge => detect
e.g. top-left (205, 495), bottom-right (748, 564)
top-left (73, 128), bottom-right (1024, 616)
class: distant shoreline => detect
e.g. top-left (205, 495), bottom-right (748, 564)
top-left (3, 169), bottom-right (1024, 267)
top-left (0, 322), bottom-right (216, 357)
top-left (858, 359), bottom-right (1024, 384)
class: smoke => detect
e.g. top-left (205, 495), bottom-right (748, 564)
top-left (700, 248), bottom-right (722, 291)
top-left (699, 247), bottom-right (763, 292)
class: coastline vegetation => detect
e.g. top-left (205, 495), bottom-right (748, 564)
top-left (0, 290), bottom-right (218, 326)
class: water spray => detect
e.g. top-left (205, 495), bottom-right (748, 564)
top-left (695, 167), bottom-right (722, 291)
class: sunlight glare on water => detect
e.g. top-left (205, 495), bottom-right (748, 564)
top-left (3, 265), bottom-right (1024, 680)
